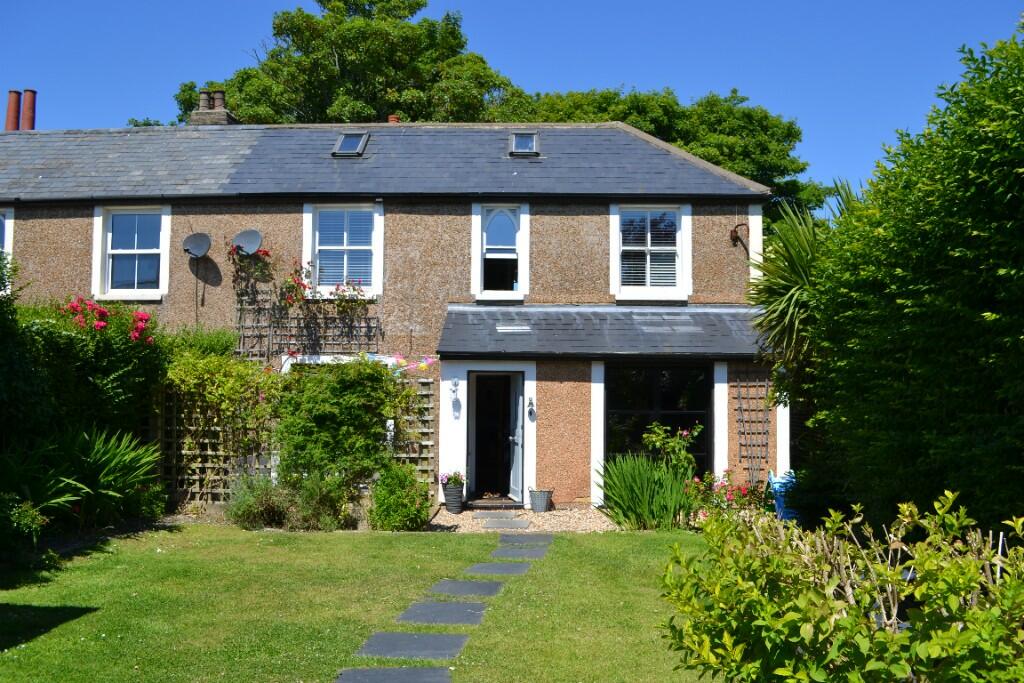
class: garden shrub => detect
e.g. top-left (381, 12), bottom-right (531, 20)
top-left (163, 326), bottom-right (238, 357)
top-left (224, 475), bottom-right (289, 530)
top-left (0, 492), bottom-right (48, 565)
top-left (16, 298), bottom-right (167, 438)
top-left (663, 492), bottom-right (1024, 682)
top-left (369, 463), bottom-right (431, 531)
top-left (284, 472), bottom-right (352, 531)
top-left (276, 359), bottom-right (413, 500)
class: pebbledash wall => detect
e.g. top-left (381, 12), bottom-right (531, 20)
top-left (10, 198), bottom-right (781, 507)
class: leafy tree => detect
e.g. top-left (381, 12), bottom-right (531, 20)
top-left (499, 87), bottom-right (828, 216)
top-left (169, 0), bottom-right (522, 124)
top-left (768, 26), bottom-right (1024, 527)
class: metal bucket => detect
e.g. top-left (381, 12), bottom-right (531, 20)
top-left (529, 489), bottom-right (553, 512)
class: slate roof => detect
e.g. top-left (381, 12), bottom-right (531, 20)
top-left (0, 122), bottom-right (769, 202)
top-left (436, 304), bottom-right (762, 359)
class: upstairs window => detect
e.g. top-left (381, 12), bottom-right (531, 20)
top-left (91, 207), bottom-right (170, 300)
top-left (610, 205), bottom-right (691, 301)
top-left (509, 132), bottom-right (538, 156)
top-left (471, 203), bottom-right (530, 300)
top-left (302, 204), bottom-right (384, 298)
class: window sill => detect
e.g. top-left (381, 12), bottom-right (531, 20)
top-left (94, 291), bottom-right (164, 302)
top-left (308, 287), bottom-right (381, 301)
top-left (614, 288), bottom-right (689, 302)
top-left (475, 291), bottom-right (526, 302)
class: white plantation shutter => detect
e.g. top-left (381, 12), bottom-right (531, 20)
top-left (315, 209), bottom-right (375, 288)
top-left (619, 209), bottom-right (677, 288)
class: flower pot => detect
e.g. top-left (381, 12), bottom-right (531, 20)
top-left (443, 484), bottom-right (464, 514)
top-left (529, 489), bottom-right (553, 512)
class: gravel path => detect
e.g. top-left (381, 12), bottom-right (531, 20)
top-left (429, 506), bottom-right (618, 533)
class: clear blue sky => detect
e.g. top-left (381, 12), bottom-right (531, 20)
top-left (3, 1), bottom-right (1021, 187)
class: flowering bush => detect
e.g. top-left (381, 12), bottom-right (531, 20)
top-left (228, 243), bottom-right (275, 302)
top-left (685, 470), bottom-right (770, 527)
top-left (642, 421), bottom-right (703, 474)
top-left (278, 260), bottom-right (369, 319)
top-left (439, 471), bottom-right (465, 488)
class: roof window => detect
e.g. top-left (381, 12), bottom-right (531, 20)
top-left (332, 131), bottom-right (369, 157)
top-left (509, 131), bottom-right (539, 156)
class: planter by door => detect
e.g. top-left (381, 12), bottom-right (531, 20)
top-left (529, 489), bottom-right (553, 512)
top-left (443, 484), bottom-right (464, 514)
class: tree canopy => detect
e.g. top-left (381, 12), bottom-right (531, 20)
top-left (755, 26), bottom-right (1024, 527)
top-left (144, 0), bottom-right (823, 213)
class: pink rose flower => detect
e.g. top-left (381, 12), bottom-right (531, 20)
top-left (145, 336), bottom-right (154, 345)
top-left (93, 320), bottom-right (107, 330)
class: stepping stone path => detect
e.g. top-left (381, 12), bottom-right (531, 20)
top-left (338, 532), bottom-right (554, 682)
top-left (398, 601), bottom-right (486, 625)
top-left (491, 546), bottom-right (547, 559)
top-left (481, 518), bottom-right (531, 529)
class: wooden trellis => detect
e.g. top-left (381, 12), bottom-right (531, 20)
top-left (236, 292), bottom-right (382, 363)
top-left (157, 377), bottom-right (436, 504)
top-left (733, 372), bottom-right (771, 486)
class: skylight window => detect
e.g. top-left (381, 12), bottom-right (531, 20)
top-left (509, 131), bottom-right (539, 156)
top-left (332, 131), bottom-right (369, 157)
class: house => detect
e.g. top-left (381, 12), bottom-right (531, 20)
top-left (0, 93), bottom-right (788, 508)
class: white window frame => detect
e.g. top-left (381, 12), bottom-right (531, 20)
top-left (471, 202), bottom-right (530, 301)
top-left (0, 207), bottom-right (12, 258)
top-left (609, 203), bottom-right (691, 301)
top-left (91, 206), bottom-right (171, 301)
top-left (301, 202), bottom-right (384, 299)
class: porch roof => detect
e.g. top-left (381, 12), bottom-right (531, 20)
top-left (436, 304), bottom-right (762, 360)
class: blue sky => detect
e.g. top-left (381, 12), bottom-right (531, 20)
top-left (3, 1), bottom-right (1021, 187)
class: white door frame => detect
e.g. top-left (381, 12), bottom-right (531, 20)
top-left (439, 360), bottom-right (537, 507)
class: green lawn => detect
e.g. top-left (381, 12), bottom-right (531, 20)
top-left (0, 524), bottom-right (701, 682)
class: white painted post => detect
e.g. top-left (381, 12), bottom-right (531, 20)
top-left (590, 361), bottom-right (605, 506)
top-left (713, 361), bottom-right (729, 477)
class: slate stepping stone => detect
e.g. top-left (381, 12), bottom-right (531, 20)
top-left (499, 533), bottom-right (553, 546)
top-left (357, 632), bottom-right (468, 660)
top-left (336, 668), bottom-right (451, 682)
top-left (492, 546), bottom-right (547, 559)
top-left (482, 518), bottom-right (530, 529)
top-left (465, 562), bottom-right (531, 576)
top-left (398, 601), bottom-right (486, 625)
top-left (473, 510), bottom-right (516, 519)
top-left (430, 579), bottom-right (503, 597)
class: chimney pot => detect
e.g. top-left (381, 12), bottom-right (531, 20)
top-left (387, 114), bottom-right (400, 124)
top-left (20, 89), bottom-right (36, 131)
top-left (198, 90), bottom-right (211, 111)
top-left (212, 90), bottom-right (226, 110)
top-left (5, 90), bottom-right (21, 132)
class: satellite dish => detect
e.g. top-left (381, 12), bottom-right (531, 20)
top-left (182, 232), bottom-right (212, 259)
top-left (231, 229), bottom-right (263, 256)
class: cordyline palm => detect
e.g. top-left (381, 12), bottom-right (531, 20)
top-left (749, 182), bottom-right (857, 366)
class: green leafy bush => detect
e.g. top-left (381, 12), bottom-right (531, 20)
top-left (276, 359), bottom-right (413, 500)
top-left (163, 326), bottom-right (238, 358)
top-left (224, 475), bottom-right (288, 530)
top-left (0, 492), bottom-right (48, 564)
top-left (663, 492), bottom-right (1024, 682)
top-left (369, 463), bottom-right (431, 531)
top-left (284, 472), bottom-right (351, 531)
top-left (599, 454), bottom-right (697, 530)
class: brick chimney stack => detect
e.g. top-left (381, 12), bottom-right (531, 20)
top-left (20, 89), bottom-right (36, 130)
top-left (189, 89), bottom-right (238, 125)
top-left (5, 90), bottom-right (21, 131)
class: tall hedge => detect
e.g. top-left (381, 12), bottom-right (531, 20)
top-left (794, 27), bottom-right (1024, 525)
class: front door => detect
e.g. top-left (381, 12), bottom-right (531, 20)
top-left (469, 372), bottom-right (525, 502)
